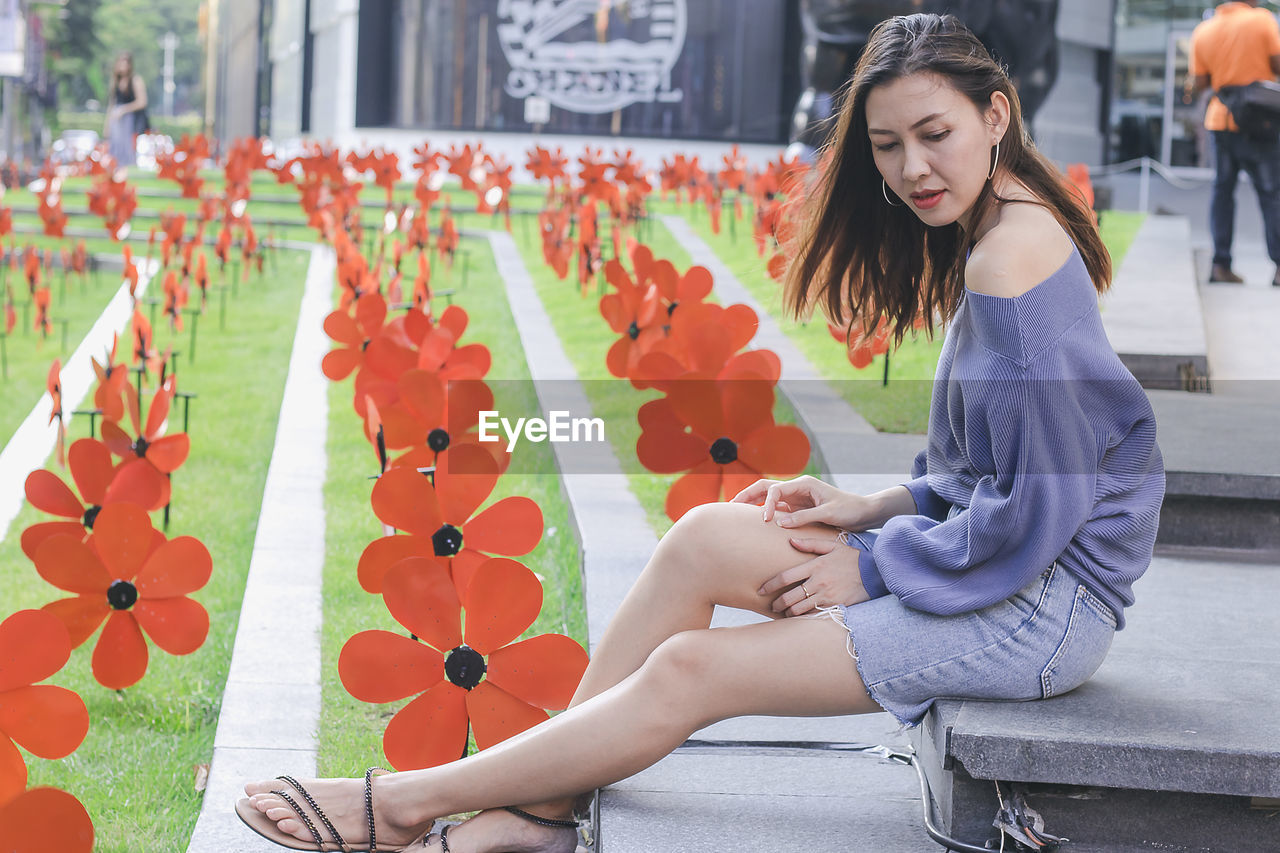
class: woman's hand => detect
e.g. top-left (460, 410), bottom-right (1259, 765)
top-left (731, 475), bottom-right (878, 531)
top-left (758, 536), bottom-right (869, 616)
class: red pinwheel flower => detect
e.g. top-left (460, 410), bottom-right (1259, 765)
top-left (0, 610), bottom-right (90, 803)
top-left (633, 303), bottom-right (775, 390)
top-left (717, 145), bottom-right (749, 193)
top-left (538, 205), bottom-right (574, 280)
top-left (611, 147), bottom-right (647, 190)
top-left (322, 292), bottom-right (393, 381)
top-left (32, 287), bottom-right (51, 337)
top-left (162, 271), bottom-right (188, 331)
top-left (91, 333), bottom-right (130, 424)
top-left (36, 175), bottom-right (67, 238)
top-left (412, 141), bottom-right (444, 181)
top-left (659, 154), bottom-right (692, 202)
top-left (828, 317), bottom-right (892, 370)
top-left (437, 206), bottom-right (459, 266)
top-left (445, 142), bottom-right (484, 193)
top-left (599, 259), bottom-right (664, 378)
top-left (21, 437), bottom-right (165, 561)
top-left (347, 304), bottom-right (490, 436)
top-left (388, 375), bottom-right (507, 474)
top-left (363, 443), bottom-right (542, 596)
top-left (33, 503), bottom-right (211, 689)
top-left (101, 379), bottom-right (190, 504)
top-left (339, 556), bottom-right (588, 771)
top-left (0, 787), bottom-right (94, 853)
top-left (525, 145), bottom-right (568, 188)
top-left (128, 308), bottom-right (166, 377)
top-left (23, 247), bottom-right (40, 294)
top-left (46, 360), bottom-right (65, 466)
top-left (637, 378), bottom-right (811, 521)
top-left (122, 245), bottom-right (140, 300)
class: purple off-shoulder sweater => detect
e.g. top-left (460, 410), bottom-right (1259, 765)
top-left (850, 246), bottom-right (1165, 630)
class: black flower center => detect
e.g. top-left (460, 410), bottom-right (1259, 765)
top-left (107, 579), bottom-right (138, 610)
top-left (709, 437), bottom-right (738, 465)
top-left (83, 505), bottom-right (102, 529)
top-left (432, 523), bottom-right (463, 557)
top-left (627, 321), bottom-right (640, 340)
top-left (444, 644), bottom-right (486, 690)
top-left (427, 428), bottom-right (451, 452)
top-left (133, 437), bottom-right (150, 458)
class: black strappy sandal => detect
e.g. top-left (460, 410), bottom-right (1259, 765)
top-left (234, 767), bottom-right (395, 852)
top-left (425, 807), bottom-right (579, 852)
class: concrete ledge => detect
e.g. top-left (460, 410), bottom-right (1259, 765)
top-left (910, 553), bottom-right (1280, 850)
top-left (1101, 215), bottom-right (1210, 389)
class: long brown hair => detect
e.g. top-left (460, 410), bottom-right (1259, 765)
top-left (783, 13), bottom-right (1109, 346)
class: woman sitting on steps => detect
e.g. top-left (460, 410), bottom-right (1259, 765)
top-left (238, 13), bottom-right (1165, 851)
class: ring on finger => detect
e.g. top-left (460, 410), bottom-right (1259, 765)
top-left (801, 583), bottom-right (811, 598)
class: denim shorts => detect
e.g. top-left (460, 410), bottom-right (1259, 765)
top-left (835, 563), bottom-right (1116, 728)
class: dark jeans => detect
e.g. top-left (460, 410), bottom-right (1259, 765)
top-left (1210, 130), bottom-right (1280, 267)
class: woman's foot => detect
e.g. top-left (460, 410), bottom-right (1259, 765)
top-left (423, 808), bottom-right (580, 853)
top-left (243, 774), bottom-right (432, 849)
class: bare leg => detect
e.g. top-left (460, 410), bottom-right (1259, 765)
top-left (246, 614), bottom-right (876, 848)
top-left (570, 501), bottom-right (842, 702)
top-left (245, 503), bottom-right (856, 849)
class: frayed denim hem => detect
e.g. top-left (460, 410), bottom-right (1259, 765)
top-left (808, 604), bottom-right (918, 730)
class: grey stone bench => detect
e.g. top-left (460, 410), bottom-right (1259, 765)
top-left (913, 552), bottom-right (1280, 852)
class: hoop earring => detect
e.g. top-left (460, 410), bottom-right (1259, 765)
top-left (987, 141), bottom-right (1000, 181)
top-left (882, 179), bottom-right (904, 207)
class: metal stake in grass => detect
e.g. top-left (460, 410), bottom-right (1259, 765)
top-left (131, 366), bottom-right (147, 417)
top-left (184, 308), bottom-right (201, 363)
top-left (72, 407), bottom-right (102, 438)
top-left (175, 390), bottom-right (197, 433)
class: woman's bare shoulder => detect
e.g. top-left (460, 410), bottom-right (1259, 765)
top-left (965, 204), bottom-right (1074, 298)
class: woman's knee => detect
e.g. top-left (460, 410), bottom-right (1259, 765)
top-left (639, 629), bottom-right (722, 698)
top-left (659, 501), bottom-right (755, 563)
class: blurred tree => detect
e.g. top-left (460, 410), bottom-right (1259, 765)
top-left (93, 0), bottom-right (203, 115)
top-left (43, 0), bottom-right (104, 108)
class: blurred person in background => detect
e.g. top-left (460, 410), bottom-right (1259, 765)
top-left (104, 52), bottom-right (148, 169)
top-left (1188, 0), bottom-right (1280, 285)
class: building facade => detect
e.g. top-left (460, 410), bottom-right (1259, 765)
top-left (211, 0), bottom-right (1237, 170)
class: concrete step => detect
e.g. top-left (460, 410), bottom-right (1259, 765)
top-left (911, 552), bottom-right (1280, 852)
top-left (600, 714), bottom-right (932, 853)
top-left (1148, 390), bottom-right (1280, 554)
top-left (1100, 215), bottom-right (1210, 390)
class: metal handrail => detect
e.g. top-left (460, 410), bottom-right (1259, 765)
top-left (1082, 155), bottom-right (1214, 213)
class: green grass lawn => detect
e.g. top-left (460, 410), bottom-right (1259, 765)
top-left (0, 267), bottom-right (128, 447)
top-left (0, 249), bottom-right (311, 852)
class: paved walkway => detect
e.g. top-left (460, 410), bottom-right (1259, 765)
top-left (0, 262), bottom-right (155, 545)
top-left (186, 245), bottom-right (334, 852)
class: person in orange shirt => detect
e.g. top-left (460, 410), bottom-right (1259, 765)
top-left (1189, 1), bottom-right (1280, 285)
